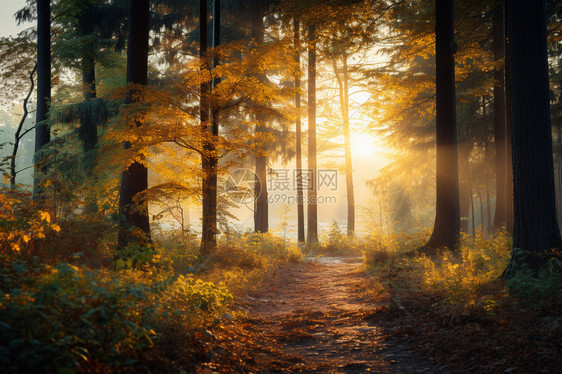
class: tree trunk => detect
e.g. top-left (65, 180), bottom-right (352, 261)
top-left (342, 54), bottom-right (355, 237)
top-left (504, 0), bottom-right (514, 235)
top-left (333, 52), bottom-right (355, 237)
top-left (424, 0), bottom-right (460, 251)
top-left (251, 1), bottom-right (269, 234)
top-left (492, 3), bottom-right (508, 230)
top-left (254, 151), bottom-right (269, 233)
top-left (251, 0), bottom-right (269, 233)
top-left (504, 0), bottom-right (562, 276)
top-left (458, 146), bottom-right (470, 233)
top-left (468, 168), bottom-right (475, 238)
top-left (557, 119), bottom-right (562, 227)
top-left (11, 65), bottom-right (36, 189)
top-left (483, 112), bottom-right (492, 234)
top-left (33, 0), bottom-right (51, 199)
top-left (294, 16), bottom-right (305, 243)
top-left (78, 10), bottom-right (98, 172)
top-left (200, 0), bottom-right (218, 254)
top-left (307, 23), bottom-right (319, 245)
top-left (486, 176), bottom-right (492, 233)
top-left (117, 0), bottom-right (151, 248)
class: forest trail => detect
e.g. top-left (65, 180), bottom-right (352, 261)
top-left (244, 257), bottom-right (442, 373)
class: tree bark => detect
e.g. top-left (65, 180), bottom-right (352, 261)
top-left (33, 0), bottom-right (51, 199)
top-left (117, 0), bottom-right (151, 248)
top-left (332, 53), bottom-right (355, 237)
top-left (252, 1), bottom-right (269, 234)
top-left (424, 0), bottom-right (460, 251)
top-left (254, 152), bottom-right (269, 233)
top-left (504, 1), bottom-right (514, 235)
top-left (307, 23), bottom-right (319, 245)
top-left (294, 16), bottom-right (305, 243)
top-left (492, 3), bottom-right (508, 230)
top-left (504, 0), bottom-right (562, 276)
top-left (200, 0), bottom-right (218, 254)
top-left (78, 9), bottom-right (98, 169)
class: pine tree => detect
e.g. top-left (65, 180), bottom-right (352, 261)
top-left (294, 15), bottom-right (305, 243)
top-left (34, 0), bottom-right (51, 199)
top-left (423, 0), bottom-right (460, 251)
top-left (307, 22), bottom-right (319, 245)
top-left (117, 0), bottom-right (151, 248)
top-left (503, 0), bottom-right (562, 276)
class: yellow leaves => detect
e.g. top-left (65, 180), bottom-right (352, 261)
top-left (22, 235), bottom-right (30, 243)
top-left (39, 211), bottom-right (51, 223)
top-left (51, 224), bottom-right (61, 232)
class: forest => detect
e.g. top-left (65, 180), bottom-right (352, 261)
top-left (0, 0), bottom-right (561, 372)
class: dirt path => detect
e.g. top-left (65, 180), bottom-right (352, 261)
top-left (244, 257), bottom-right (443, 373)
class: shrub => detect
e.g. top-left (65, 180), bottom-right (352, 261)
top-left (506, 248), bottom-right (562, 299)
top-left (0, 258), bottom-right (233, 373)
top-left (316, 221), bottom-right (360, 256)
top-left (0, 190), bottom-right (61, 256)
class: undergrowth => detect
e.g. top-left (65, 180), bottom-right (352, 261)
top-left (363, 228), bottom-right (562, 373)
top-left (0, 191), bottom-right (304, 372)
top-left (0, 259), bottom-right (232, 373)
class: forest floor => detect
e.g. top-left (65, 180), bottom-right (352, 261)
top-left (235, 257), bottom-right (442, 373)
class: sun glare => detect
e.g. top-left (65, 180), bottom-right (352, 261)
top-left (350, 132), bottom-right (376, 157)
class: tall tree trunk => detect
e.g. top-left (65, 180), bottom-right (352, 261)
top-left (79, 10), bottom-right (97, 172)
top-left (557, 120), bottom-right (562, 226)
top-left (483, 98), bottom-right (493, 234)
top-left (307, 23), bottom-right (319, 245)
top-left (504, 0), bottom-right (562, 276)
top-left (252, 1), bottom-right (268, 234)
top-left (200, 0), bottom-right (218, 254)
top-left (458, 146), bottom-right (470, 233)
top-left (342, 54), bottom-right (355, 237)
top-left (466, 160), bottom-right (475, 238)
top-left (332, 53), bottom-right (355, 237)
top-left (294, 16), bottom-right (305, 243)
top-left (486, 176), bottom-right (492, 233)
top-left (33, 0), bottom-right (51, 199)
top-left (492, 3), bottom-right (508, 230)
top-left (117, 0), bottom-right (151, 248)
top-left (424, 0), bottom-right (460, 251)
top-left (504, 0), bottom-right (514, 235)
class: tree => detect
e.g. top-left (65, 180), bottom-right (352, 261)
top-left (117, 0), bottom-right (151, 248)
top-left (423, 0), bottom-right (459, 251)
top-left (34, 0), bottom-right (51, 198)
top-left (294, 15), bottom-right (305, 243)
top-left (251, 0), bottom-right (269, 234)
top-left (503, 0), bottom-right (562, 276)
top-left (10, 64), bottom-right (36, 189)
top-left (199, 0), bottom-right (218, 254)
top-left (332, 50), bottom-right (355, 237)
top-left (307, 22), bottom-right (319, 245)
top-left (492, 2), bottom-right (507, 230)
top-left (77, 2), bottom-right (98, 161)
top-left (504, 0), bottom-right (514, 235)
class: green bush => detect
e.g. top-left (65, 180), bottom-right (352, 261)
top-left (506, 248), bottom-right (562, 299)
top-left (0, 260), bottom-right (155, 372)
top-left (0, 258), bottom-right (233, 373)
